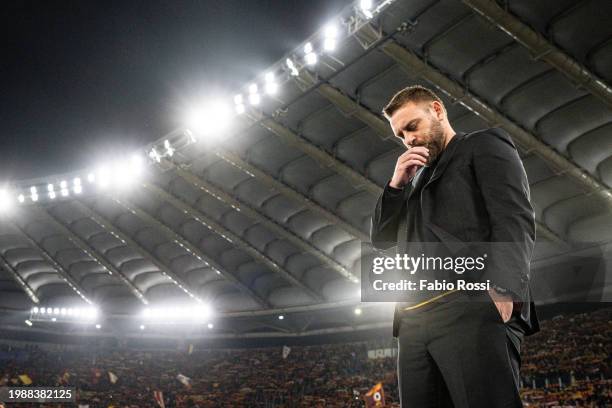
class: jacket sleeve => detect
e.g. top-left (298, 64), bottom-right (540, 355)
top-left (471, 129), bottom-right (536, 302)
top-left (370, 183), bottom-right (409, 250)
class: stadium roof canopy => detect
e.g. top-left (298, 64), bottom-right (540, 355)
top-left (0, 0), bottom-right (610, 343)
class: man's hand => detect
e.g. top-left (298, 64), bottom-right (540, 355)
top-left (488, 288), bottom-right (513, 323)
top-left (389, 146), bottom-right (429, 189)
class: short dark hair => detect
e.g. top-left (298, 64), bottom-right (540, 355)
top-left (382, 85), bottom-right (444, 118)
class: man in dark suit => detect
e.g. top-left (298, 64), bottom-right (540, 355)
top-left (370, 85), bottom-right (539, 407)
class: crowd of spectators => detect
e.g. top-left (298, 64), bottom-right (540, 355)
top-left (0, 307), bottom-right (609, 407)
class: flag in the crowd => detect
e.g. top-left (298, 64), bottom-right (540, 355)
top-left (59, 370), bottom-right (70, 385)
top-left (363, 382), bottom-right (385, 407)
top-left (176, 373), bottom-right (192, 389)
top-left (108, 371), bottom-right (118, 384)
top-left (18, 374), bottom-right (32, 385)
top-left (153, 390), bottom-right (165, 408)
top-left (282, 345), bottom-right (291, 359)
top-left (187, 344), bottom-right (194, 355)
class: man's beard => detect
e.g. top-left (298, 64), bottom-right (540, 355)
top-left (419, 119), bottom-right (445, 165)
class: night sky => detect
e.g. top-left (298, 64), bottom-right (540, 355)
top-left (0, 0), bottom-right (351, 181)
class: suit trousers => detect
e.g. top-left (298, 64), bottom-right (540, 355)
top-left (397, 291), bottom-right (524, 407)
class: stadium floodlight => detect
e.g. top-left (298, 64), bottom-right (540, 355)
top-left (60, 308), bottom-right (67, 315)
top-left (186, 101), bottom-right (232, 137)
top-left (40, 308), bottom-right (45, 314)
top-left (304, 42), bottom-right (317, 65)
top-left (25, 320), bottom-right (32, 326)
top-left (285, 58), bottom-right (299, 76)
top-left (32, 307), bottom-right (39, 314)
top-left (46, 307), bottom-right (52, 314)
top-left (360, 0), bottom-right (374, 18)
top-left (207, 323), bottom-right (214, 329)
top-left (234, 94), bottom-right (243, 105)
top-left (96, 167), bottom-right (110, 188)
top-left (248, 93), bottom-right (260, 105)
top-left (0, 189), bottom-right (12, 212)
top-left (264, 72), bottom-right (277, 95)
top-left (235, 103), bottom-right (245, 114)
top-left (73, 185), bottom-right (82, 195)
top-left (31, 193), bottom-right (39, 202)
top-left (30, 186), bottom-right (37, 194)
top-left (47, 184), bottom-right (54, 192)
top-left (149, 147), bottom-right (162, 163)
top-left (18, 194), bottom-right (25, 203)
top-left (60, 188), bottom-right (69, 197)
top-left (53, 308), bottom-right (60, 315)
top-left (278, 315), bottom-right (284, 320)
top-left (95, 324), bottom-right (101, 329)
top-left (248, 83), bottom-right (258, 94)
top-left (140, 324), bottom-right (145, 330)
top-left (73, 177), bottom-right (81, 186)
top-left (323, 24), bottom-right (338, 51)
top-left (354, 307), bottom-right (362, 315)
top-left (87, 173), bottom-right (95, 183)
top-left (85, 307), bottom-right (99, 320)
top-left (51, 317), bottom-right (57, 322)
top-left (67, 308), bottom-right (74, 316)
top-left (60, 180), bottom-right (67, 189)
top-left (163, 139), bottom-right (175, 157)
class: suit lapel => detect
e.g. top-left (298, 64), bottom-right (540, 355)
top-left (407, 166), bottom-right (428, 200)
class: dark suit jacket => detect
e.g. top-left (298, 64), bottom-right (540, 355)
top-left (370, 128), bottom-right (540, 338)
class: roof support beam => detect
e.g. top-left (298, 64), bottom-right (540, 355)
top-left (9, 220), bottom-right (93, 304)
top-left (141, 182), bottom-right (325, 302)
top-left (76, 199), bottom-right (271, 309)
top-left (29, 206), bottom-right (149, 305)
top-left (213, 148), bottom-right (368, 241)
top-left (167, 163), bottom-right (359, 282)
top-left (462, 0), bottom-right (612, 110)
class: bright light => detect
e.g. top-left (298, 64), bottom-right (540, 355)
top-left (46, 308), bottom-right (52, 314)
top-left (207, 323), bottom-right (214, 329)
top-left (18, 194), bottom-right (25, 203)
top-left (61, 189), bottom-right (69, 197)
top-left (87, 173), bottom-right (95, 183)
top-left (235, 104), bottom-right (245, 114)
top-left (95, 324), bottom-right (101, 329)
top-left (248, 93), bottom-right (260, 105)
top-left (324, 24), bottom-right (338, 51)
top-left (286, 58), bottom-right (299, 76)
top-left (60, 180), bottom-right (67, 189)
top-left (248, 83), bottom-right (261, 106)
top-left (73, 185), bottom-right (82, 194)
top-left (360, 0), bottom-right (373, 18)
top-left (60, 308), bottom-right (67, 315)
top-left (31, 193), bottom-right (38, 202)
top-left (30, 186), bottom-right (37, 194)
top-left (47, 184), bottom-right (54, 192)
top-left (140, 324), bottom-right (145, 330)
top-left (73, 177), bottom-right (81, 186)
top-left (0, 190), bottom-right (12, 212)
top-left (40, 308), bottom-right (45, 314)
top-left (53, 308), bottom-right (60, 315)
top-left (304, 43), bottom-right (317, 65)
top-left (47, 190), bottom-right (56, 199)
top-left (264, 72), bottom-right (277, 95)
top-left (354, 307), bottom-right (362, 316)
top-left (149, 148), bottom-right (161, 163)
top-left (278, 315), bottom-right (284, 320)
top-left (234, 94), bottom-right (243, 105)
top-left (164, 140), bottom-right (174, 157)
top-left (51, 317), bottom-right (57, 322)
top-left (25, 320), bottom-right (32, 326)
top-left (96, 167), bottom-right (109, 188)
top-left (32, 307), bottom-right (39, 314)
top-left (187, 101), bottom-right (232, 137)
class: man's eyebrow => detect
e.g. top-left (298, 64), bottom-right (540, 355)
top-left (395, 118), bottom-right (420, 137)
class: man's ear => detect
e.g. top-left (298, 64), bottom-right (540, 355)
top-left (431, 101), bottom-right (445, 120)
